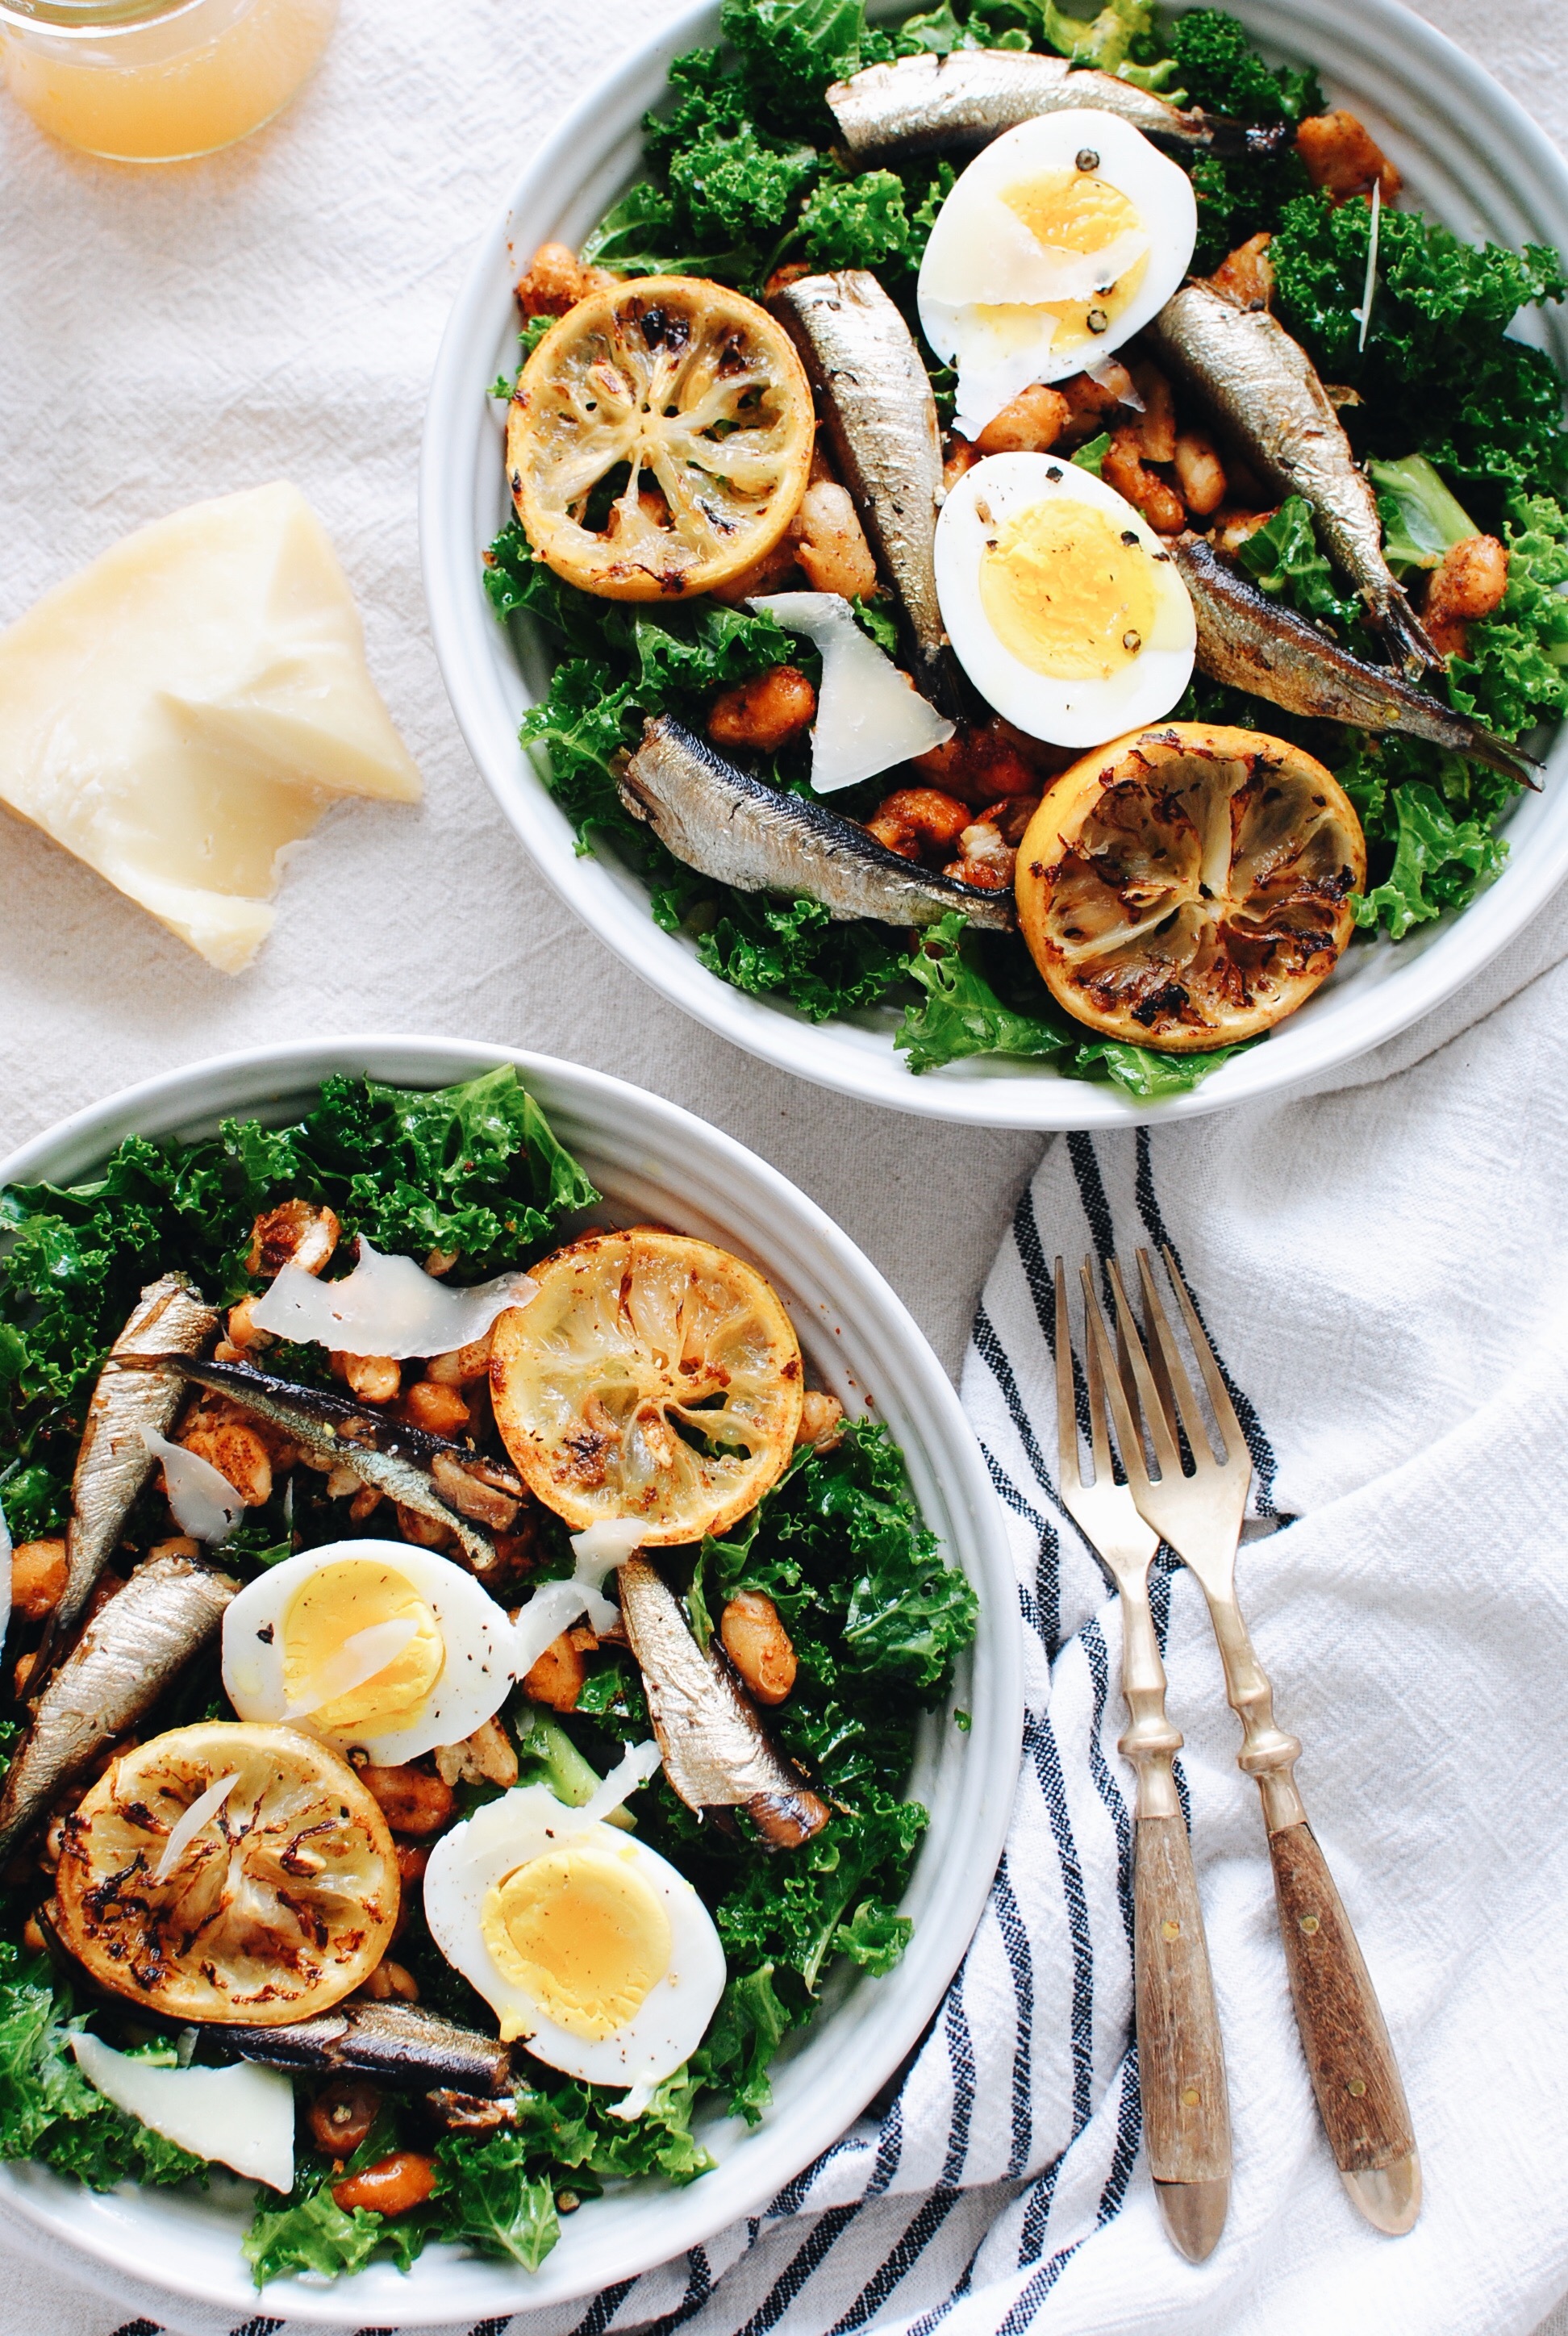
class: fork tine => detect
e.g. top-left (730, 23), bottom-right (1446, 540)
top-left (1133, 1274), bottom-right (1180, 1445)
top-left (1077, 1261), bottom-right (1114, 1489)
top-left (1132, 1250), bottom-right (1215, 1461)
top-left (1082, 1269), bottom-right (1157, 1495)
top-left (1159, 1244), bottom-right (1248, 1462)
top-left (1107, 1261), bottom-right (1184, 1479)
top-left (1053, 1256), bottom-right (1082, 1493)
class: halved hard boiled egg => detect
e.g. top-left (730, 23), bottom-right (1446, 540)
top-left (423, 1785), bottom-right (726, 2108)
top-left (917, 109), bottom-right (1196, 440)
top-left (935, 452), bottom-right (1195, 746)
top-left (221, 1540), bottom-right (515, 1764)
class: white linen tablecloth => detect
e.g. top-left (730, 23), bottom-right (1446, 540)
top-left (2, 1), bottom-right (1568, 2330)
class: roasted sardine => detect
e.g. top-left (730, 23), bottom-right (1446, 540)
top-left (1147, 284), bottom-right (1441, 675)
top-left (828, 50), bottom-right (1290, 162)
top-left (1176, 535), bottom-right (1538, 782)
top-left (228, 1996), bottom-right (511, 2096)
top-left (770, 270), bottom-right (967, 717)
top-left (135, 1354), bottom-right (502, 1571)
top-left (52, 1276), bottom-right (219, 1649)
top-left (0, 1552), bottom-right (237, 1860)
top-left (619, 715), bottom-right (1015, 930)
top-left (618, 1555), bottom-right (829, 1849)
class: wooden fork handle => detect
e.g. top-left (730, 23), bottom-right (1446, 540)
top-left (1267, 1820), bottom-right (1416, 2178)
top-left (1135, 1810), bottom-right (1232, 2196)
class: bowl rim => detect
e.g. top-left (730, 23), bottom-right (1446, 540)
top-left (0, 1035), bottom-right (1024, 2326)
top-left (420, 0), bottom-right (1568, 1132)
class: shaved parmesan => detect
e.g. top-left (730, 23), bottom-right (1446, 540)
top-left (285, 1618), bottom-right (422, 1719)
top-left (749, 594), bottom-right (953, 791)
top-left (922, 199), bottom-right (1147, 309)
top-left (511, 1575), bottom-right (619, 1677)
top-left (250, 1237), bottom-right (536, 1359)
top-left (141, 1429), bottom-right (244, 1543)
top-left (943, 315), bottom-right (1063, 446)
top-left (154, 1772), bottom-right (240, 1885)
top-left (569, 1518), bottom-right (646, 1587)
top-left (1086, 353), bottom-right (1143, 410)
top-left (70, 2032), bottom-right (295, 2192)
top-left (0, 484), bottom-right (421, 974)
top-left (576, 1737), bottom-right (663, 1828)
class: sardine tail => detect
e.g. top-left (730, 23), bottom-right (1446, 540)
top-left (1448, 718), bottom-right (1545, 789)
top-left (1378, 585), bottom-right (1445, 681)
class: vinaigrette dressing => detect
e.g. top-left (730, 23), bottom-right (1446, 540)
top-left (0, 0), bottom-right (336, 161)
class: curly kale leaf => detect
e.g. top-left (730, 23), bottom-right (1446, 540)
top-left (512, 2069), bottom-right (711, 2186)
top-left (690, 1966), bottom-right (790, 2125)
top-left (431, 2130), bottom-right (561, 2270)
top-left (0, 1959), bottom-right (203, 2193)
top-left (1368, 453), bottom-right (1482, 575)
top-left (1352, 780), bottom-right (1508, 939)
top-left (641, 46), bottom-right (755, 173)
top-left (720, 0), bottom-right (869, 136)
top-left (661, 891), bottom-right (913, 1024)
top-left (799, 168), bottom-right (910, 268)
top-left (896, 915), bottom-right (1074, 1074)
top-left (717, 1783), bottom-right (924, 1994)
top-left (286, 1066), bottom-right (597, 1279)
top-left (1236, 495), bottom-right (1364, 630)
top-left (1168, 8), bottom-right (1323, 123)
top-left (894, 917), bottom-right (1252, 1095)
top-left (1448, 494), bottom-right (1568, 740)
top-left (244, 2192), bottom-right (387, 2287)
top-left (669, 120), bottom-right (819, 247)
top-left (0, 1964), bottom-right (98, 2160)
top-left (1272, 190), bottom-right (1568, 494)
top-left (495, 521), bottom-right (803, 842)
top-left (1185, 144), bottom-right (1312, 276)
top-left (728, 1421), bottom-right (978, 1699)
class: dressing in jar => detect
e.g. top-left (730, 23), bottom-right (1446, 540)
top-left (0, 0), bottom-right (338, 161)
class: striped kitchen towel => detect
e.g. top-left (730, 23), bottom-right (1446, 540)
top-left (10, 908), bottom-right (1568, 2336)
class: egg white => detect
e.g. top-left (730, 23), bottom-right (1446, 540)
top-left (221, 1539), bottom-right (516, 1764)
top-left (423, 1786), bottom-right (727, 2098)
top-left (935, 452), bottom-right (1195, 746)
top-left (918, 109), bottom-right (1198, 439)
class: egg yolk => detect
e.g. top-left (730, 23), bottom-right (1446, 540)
top-left (979, 499), bottom-right (1159, 682)
top-left (482, 1845), bottom-right (673, 2043)
top-left (986, 167), bottom-right (1149, 357)
top-left (281, 1558), bottom-right (444, 1737)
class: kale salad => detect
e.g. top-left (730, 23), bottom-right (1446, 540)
top-left (0, 1066), bottom-right (975, 2288)
top-left (487, 0), bottom-right (1568, 1099)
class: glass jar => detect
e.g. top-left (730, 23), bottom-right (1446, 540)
top-left (0, 0), bottom-right (339, 162)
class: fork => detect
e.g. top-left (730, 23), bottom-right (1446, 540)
top-left (1053, 1257), bottom-right (1231, 2263)
top-left (1084, 1248), bottom-right (1420, 2237)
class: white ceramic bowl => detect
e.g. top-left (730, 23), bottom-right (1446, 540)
top-left (422, 0), bottom-right (1568, 1130)
top-left (0, 1038), bottom-right (1021, 2326)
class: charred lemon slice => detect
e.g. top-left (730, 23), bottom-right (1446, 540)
top-left (1015, 721), bottom-right (1366, 1051)
top-left (507, 277), bottom-right (814, 602)
top-left (53, 1721), bottom-right (398, 2025)
top-left (491, 1228), bottom-right (804, 1541)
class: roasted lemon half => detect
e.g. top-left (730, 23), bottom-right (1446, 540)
top-left (507, 276), bottom-right (814, 601)
top-left (1015, 721), bottom-right (1366, 1050)
top-left (53, 1721), bottom-right (398, 2025)
top-left (491, 1228), bottom-right (804, 1541)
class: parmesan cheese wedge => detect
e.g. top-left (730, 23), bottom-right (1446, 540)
top-left (0, 482), bottom-right (421, 972)
top-left (69, 2030), bottom-right (296, 2192)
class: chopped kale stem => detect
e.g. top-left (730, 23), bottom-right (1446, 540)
top-left (0, 1066), bottom-right (977, 2284)
top-left (492, 0), bottom-right (1568, 1078)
